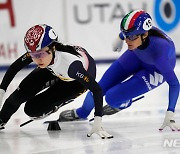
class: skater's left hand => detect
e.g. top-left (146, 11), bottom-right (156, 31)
top-left (159, 111), bottom-right (180, 131)
top-left (87, 116), bottom-right (113, 139)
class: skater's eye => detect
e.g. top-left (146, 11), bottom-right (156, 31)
top-left (29, 51), bottom-right (49, 59)
top-left (126, 35), bottom-right (139, 41)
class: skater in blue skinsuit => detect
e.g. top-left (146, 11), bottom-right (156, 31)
top-left (60, 10), bottom-right (180, 131)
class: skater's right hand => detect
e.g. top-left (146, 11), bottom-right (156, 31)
top-left (0, 89), bottom-right (5, 108)
top-left (87, 116), bottom-right (113, 139)
top-left (159, 111), bottom-right (180, 131)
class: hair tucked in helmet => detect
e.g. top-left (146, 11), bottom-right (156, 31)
top-left (24, 24), bottom-right (58, 53)
top-left (120, 9), bottom-right (152, 37)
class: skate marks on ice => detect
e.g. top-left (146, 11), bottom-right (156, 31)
top-left (0, 117), bottom-right (180, 154)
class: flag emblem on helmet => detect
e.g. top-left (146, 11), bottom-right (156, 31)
top-left (24, 24), bottom-right (58, 53)
top-left (121, 10), bottom-right (145, 30)
top-left (120, 9), bottom-right (152, 36)
top-left (24, 25), bottom-right (44, 52)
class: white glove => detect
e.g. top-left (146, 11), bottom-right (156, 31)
top-left (159, 111), bottom-right (180, 131)
top-left (0, 89), bottom-right (5, 109)
top-left (112, 36), bottom-right (124, 52)
top-left (87, 116), bottom-right (113, 139)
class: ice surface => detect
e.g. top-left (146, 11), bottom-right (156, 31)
top-left (0, 61), bottom-right (180, 154)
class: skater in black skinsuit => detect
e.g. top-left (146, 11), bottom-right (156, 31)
top-left (0, 24), bottom-right (113, 139)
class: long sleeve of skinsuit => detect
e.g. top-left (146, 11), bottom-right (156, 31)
top-left (68, 60), bottom-right (103, 117)
top-left (134, 34), bottom-right (179, 112)
top-left (0, 53), bottom-right (32, 91)
top-left (152, 39), bottom-right (179, 112)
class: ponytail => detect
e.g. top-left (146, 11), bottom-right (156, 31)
top-left (148, 29), bottom-right (169, 41)
top-left (48, 42), bottom-right (81, 57)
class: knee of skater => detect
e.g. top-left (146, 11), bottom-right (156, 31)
top-left (76, 108), bottom-right (90, 119)
top-left (105, 94), bottom-right (119, 108)
top-left (24, 106), bottom-right (31, 117)
top-left (24, 108), bottom-right (41, 118)
top-left (24, 104), bottom-right (37, 117)
top-left (105, 90), bottom-right (130, 108)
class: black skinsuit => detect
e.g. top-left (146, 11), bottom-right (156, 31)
top-left (0, 46), bottom-right (103, 123)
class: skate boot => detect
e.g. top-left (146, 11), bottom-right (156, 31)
top-left (59, 109), bottom-right (80, 122)
top-left (102, 105), bottom-right (121, 115)
top-left (89, 105), bottom-right (122, 122)
top-left (0, 119), bottom-right (6, 130)
top-left (103, 100), bottom-right (133, 115)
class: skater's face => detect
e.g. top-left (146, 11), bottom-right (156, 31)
top-left (125, 32), bottom-right (148, 50)
top-left (30, 47), bottom-right (53, 68)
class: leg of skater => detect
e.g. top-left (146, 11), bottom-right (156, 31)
top-left (105, 70), bottom-right (165, 110)
top-left (0, 68), bottom-right (57, 126)
top-left (24, 80), bottom-right (86, 121)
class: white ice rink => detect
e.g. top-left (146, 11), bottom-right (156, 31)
top-left (0, 61), bottom-right (180, 154)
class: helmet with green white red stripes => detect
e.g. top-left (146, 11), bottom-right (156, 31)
top-left (120, 10), bottom-right (152, 37)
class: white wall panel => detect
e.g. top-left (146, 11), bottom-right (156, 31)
top-left (0, 0), bottom-right (179, 67)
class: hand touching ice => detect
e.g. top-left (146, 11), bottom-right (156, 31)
top-left (87, 116), bottom-right (113, 139)
top-left (159, 111), bottom-right (180, 131)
